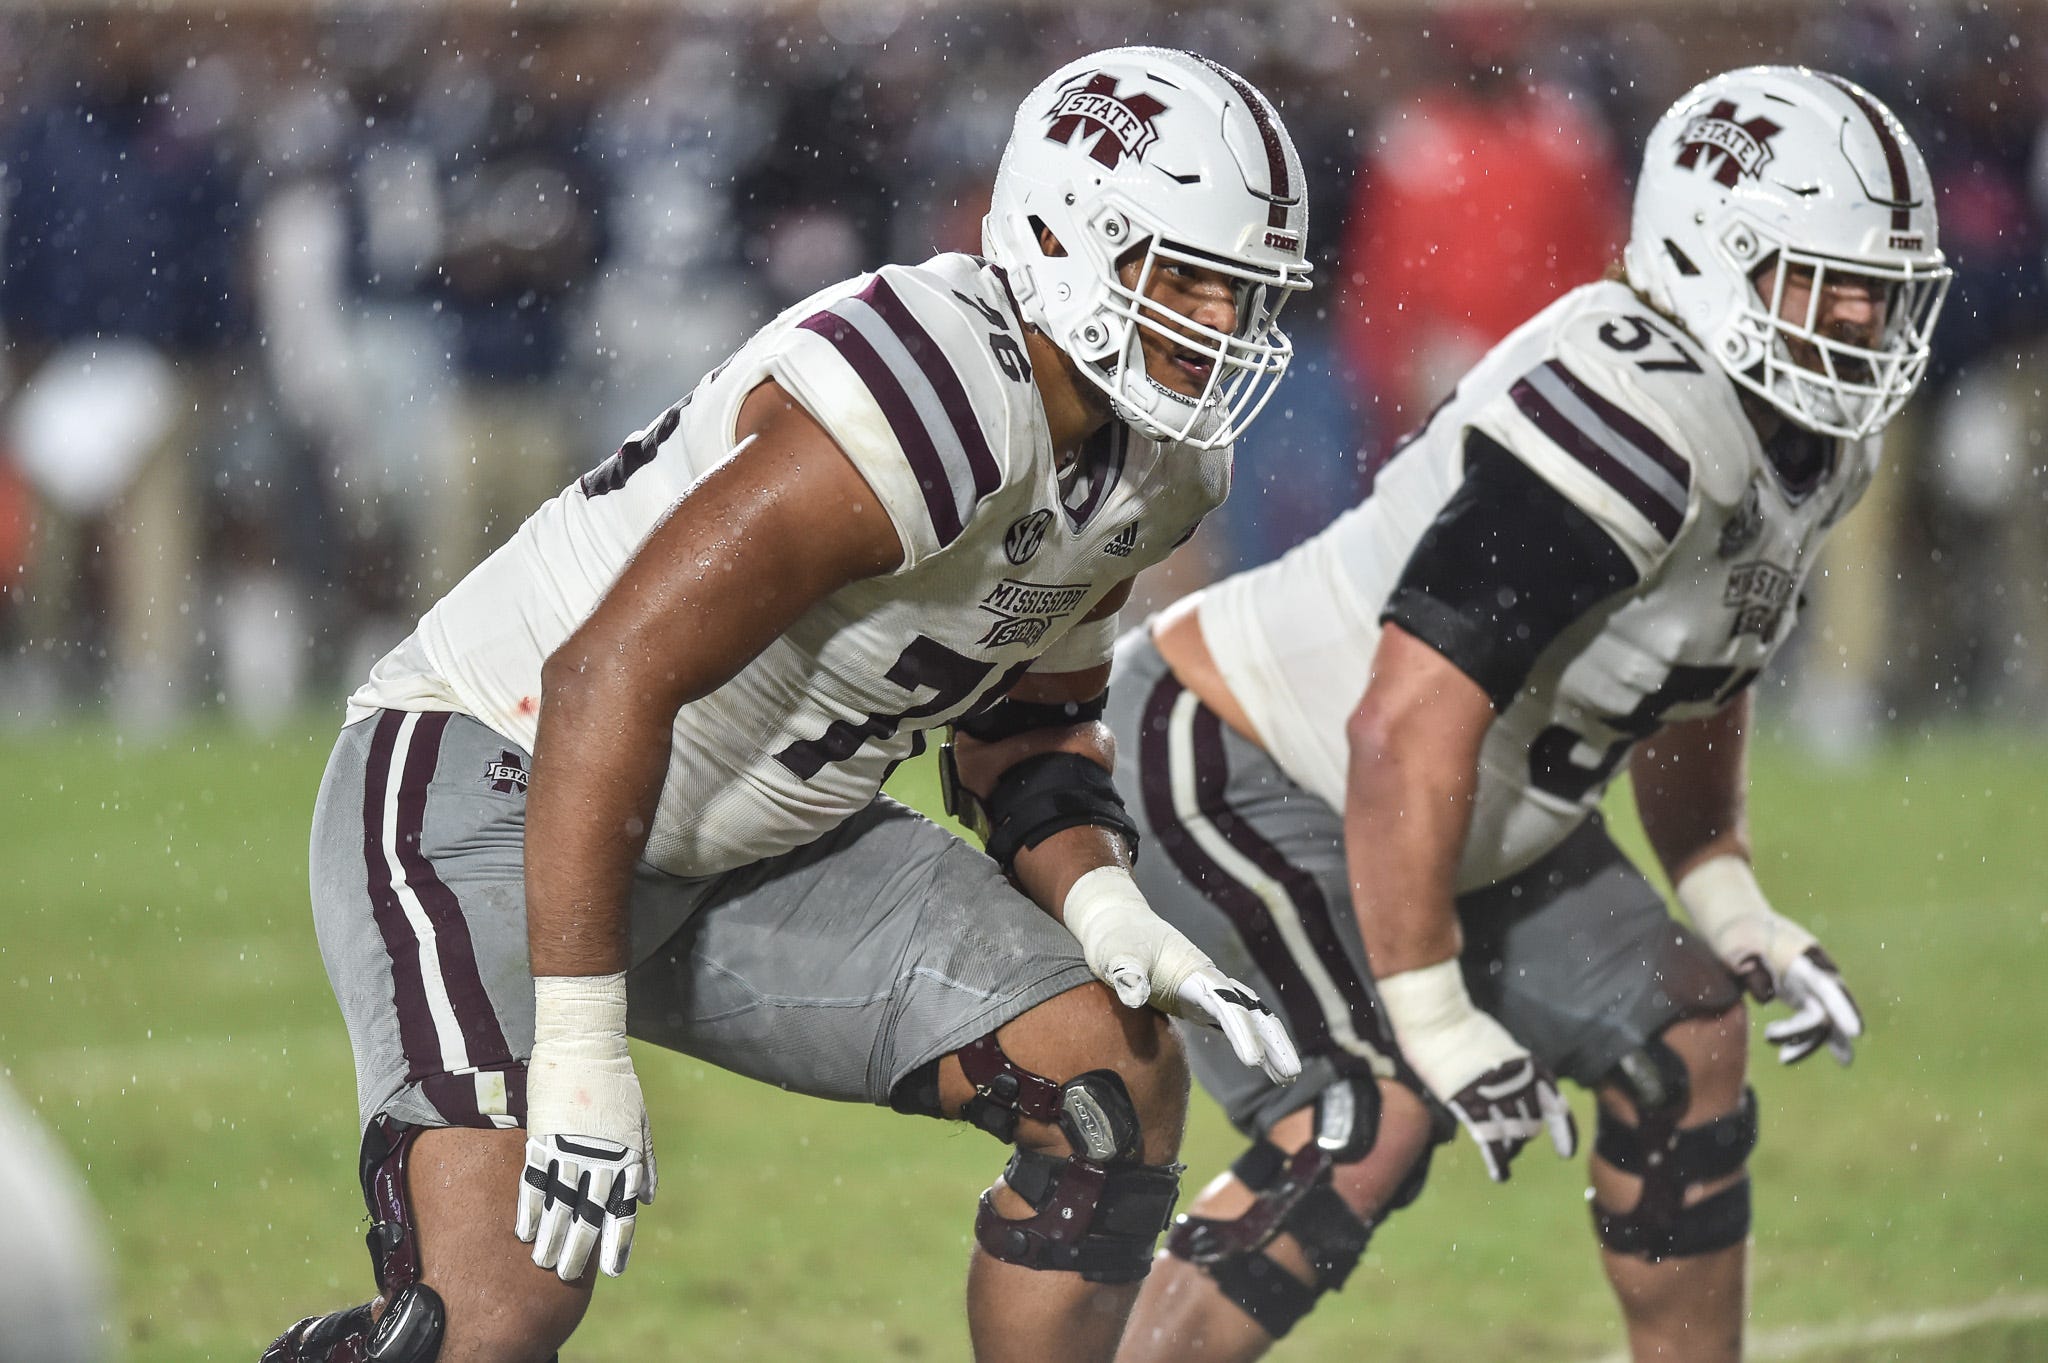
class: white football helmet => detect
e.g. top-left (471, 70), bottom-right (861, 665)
top-left (1624, 66), bottom-right (1950, 440)
top-left (984, 47), bottom-right (1311, 449)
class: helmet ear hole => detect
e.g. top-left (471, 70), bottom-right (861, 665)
top-left (1029, 216), bottom-right (1066, 258)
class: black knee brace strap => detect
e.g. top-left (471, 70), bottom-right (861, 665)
top-left (955, 1033), bottom-right (1141, 1164)
top-left (956, 1032), bottom-right (1179, 1283)
top-left (261, 1118), bottom-right (452, 1363)
top-left (1593, 1087), bottom-right (1760, 1262)
top-left (359, 1116), bottom-right (427, 1296)
top-left (1167, 1084), bottom-right (1384, 1339)
top-left (976, 1148), bottom-right (1183, 1284)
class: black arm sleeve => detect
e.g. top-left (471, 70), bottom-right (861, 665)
top-left (1380, 430), bottom-right (1642, 711)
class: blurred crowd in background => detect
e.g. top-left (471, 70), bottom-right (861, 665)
top-left (0, 0), bottom-right (2041, 756)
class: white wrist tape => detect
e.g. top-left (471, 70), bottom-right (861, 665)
top-left (1062, 865), bottom-right (1204, 1010)
top-left (1375, 958), bottom-right (1523, 1100)
top-left (1675, 854), bottom-right (1815, 977)
top-left (533, 971), bottom-right (629, 1045)
top-left (527, 973), bottom-right (643, 1147)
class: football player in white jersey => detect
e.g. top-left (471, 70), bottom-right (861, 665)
top-left (263, 48), bottom-right (1312, 1363)
top-left (1101, 67), bottom-right (1949, 1362)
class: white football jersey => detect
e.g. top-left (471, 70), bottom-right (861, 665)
top-left (351, 253), bottom-right (1228, 876)
top-left (1198, 279), bottom-right (1873, 889)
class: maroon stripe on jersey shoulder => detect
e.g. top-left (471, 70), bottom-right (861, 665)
top-left (1511, 367), bottom-right (1685, 541)
top-left (858, 276), bottom-right (1003, 502)
top-left (1194, 54), bottom-right (1292, 229)
top-left (361, 710), bottom-right (441, 1081)
top-left (1544, 361), bottom-right (1691, 489)
top-left (1817, 73), bottom-right (1915, 231)
top-left (392, 712), bottom-right (514, 1071)
top-left (798, 307), bottom-right (965, 545)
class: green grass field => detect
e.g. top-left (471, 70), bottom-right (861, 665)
top-left (3, 719), bottom-right (2044, 1360)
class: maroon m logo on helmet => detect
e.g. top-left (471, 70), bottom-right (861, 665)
top-left (1676, 100), bottom-right (1783, 188)
top-left (1044, 72), bottom-right (1169, 169)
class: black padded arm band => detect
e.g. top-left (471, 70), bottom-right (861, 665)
top-left (956, 693), bottom-right (1108, 744)
top-left (982, 751), bottom-right (1139, 869)
top-left (1381, 430), bottom-right (1641, 711)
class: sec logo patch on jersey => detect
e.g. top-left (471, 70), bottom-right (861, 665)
top-left (1005, 509), bottom-right (1054, 564)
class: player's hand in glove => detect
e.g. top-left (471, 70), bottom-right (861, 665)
top-left (1168, 970), bottom-right (1300, 1086)
top-left (1677, 856), bottom-right (1864, 1066)
top-left (516, 973), bottom-right (658, 1281)
top-left (1761, 948), bottom-right (1862, 1065)
top-left (1377, 959), bottom-right (1576, 1182)
top-left (1062, 866), bottom-right (1301, 1084)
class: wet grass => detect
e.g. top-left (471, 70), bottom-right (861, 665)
top-left (3, 718), bottom-right (2043, 1360)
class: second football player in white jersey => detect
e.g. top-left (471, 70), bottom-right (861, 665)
top-left (264, 47), bottom-right (1312, 1363)
top-left (1104, 67), bottom-right (1949, 1362)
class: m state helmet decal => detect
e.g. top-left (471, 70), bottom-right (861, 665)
top-left (1043, 72), bottom-right (1169, 169)
top-left (1676, 101), bottom-right (1783, 187)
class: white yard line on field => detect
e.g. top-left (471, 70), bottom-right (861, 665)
top-left (1578, 1290), bottom-right (2048, 1362)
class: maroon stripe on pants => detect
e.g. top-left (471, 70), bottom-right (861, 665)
top-left (392, 712), bottom-right (515, 1073)
top-left (1138, 672), bottom-right (1342, 1055)
top-left (361, 710), bottom-right (444, 1084)
top-left (1182, 703), bottom-right (1394, 1057)
top-left (417, 1067), bottom-right (528, 1128)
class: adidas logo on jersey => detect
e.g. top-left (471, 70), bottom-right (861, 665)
top-left (1103, 522), bottom-right (1139, 557)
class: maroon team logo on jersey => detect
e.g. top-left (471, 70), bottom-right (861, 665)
top-left (1004, 509), bottom-right (1054, 564)
top-left (1044, 72), bottom-right (1169, 169)
top-left (1677, 101), bottom-right (1783, 187)
top-left (483, 751), bottom-right (530, 794)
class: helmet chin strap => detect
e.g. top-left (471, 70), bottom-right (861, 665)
top-left (1104, 322), bottom-right (1229, 447)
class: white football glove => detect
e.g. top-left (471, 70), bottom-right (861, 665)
top-left (515, 973), bottom-right (658, 1282)
top-left (1376, 959), bottom-right (1576, 1183)
top-left (1062, 866), bottom-right (1301, 1085)
top-left (1677, 855), bottom-right (1864, 1066)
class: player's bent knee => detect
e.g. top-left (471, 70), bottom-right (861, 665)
top-left (896, 1025), bottom-right (1184, 1283)
top-left (1595, 1029), bottom-right (1760, 1262)
top-left (264, 1117), bottom-right (449, 1362)
top-left (1164, 1077), bottom-right (1426, 1340)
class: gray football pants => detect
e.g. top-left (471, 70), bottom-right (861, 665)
top-left (309, 708), bottom-right (1097, 1135)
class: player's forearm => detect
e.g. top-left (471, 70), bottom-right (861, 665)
top-left (1014, 822), bottom-right (1133, 922)
top-left (1630, 690), bottom-right (1753, 883)
top-left (1343, 707), bottom-right (1487, 974)
top-left (1342, 730), bottom-right (1473, 977)
top-left (952, 707), bottom-right (1124, 918)
top-left (524, 652), bottom-right (676, 977)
